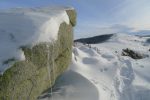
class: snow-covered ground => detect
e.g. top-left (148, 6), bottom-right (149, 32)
top-left (0, 7), bottom-right (70, 74)
top-left (40, 33), bottom-right (150, 100)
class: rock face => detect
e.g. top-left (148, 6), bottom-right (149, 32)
top-left (147, 38), bottom-right (150, 43)
top-left (0, 9), bottom-right (76, 100)
top-left (122, 48), bottom-right (148, 59)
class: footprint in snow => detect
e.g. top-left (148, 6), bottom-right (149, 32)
top-left (114, 58), bottom-right (135, 97)
top-left (99, 68), bottom-right (108, 72)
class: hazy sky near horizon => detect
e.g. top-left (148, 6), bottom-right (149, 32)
top-left (0, 0), bottom-right (150, 38)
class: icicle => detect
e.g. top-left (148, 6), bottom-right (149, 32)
top-left (51, 41), bottom-right (56, 87)
top-left (50, 41), bottom-right (56, 100)
top-left (46, 44), bottom-right (53, 100)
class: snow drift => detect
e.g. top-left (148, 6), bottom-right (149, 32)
top-left (41, 33), bottom-right (150, 100)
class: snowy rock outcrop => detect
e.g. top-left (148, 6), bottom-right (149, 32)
top-left (147, 38), bottom-right (150, 43)
top-left (122, 48), bottom-right (149, 59)
top-left (0, 7), bottom-right (76, 100)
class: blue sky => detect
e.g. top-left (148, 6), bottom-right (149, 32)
top-left (0, 0), bottom-right (150, 38)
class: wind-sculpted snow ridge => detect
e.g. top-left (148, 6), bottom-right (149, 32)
top-left (43, 33), bottom-right (150, 100)
top-left (38, 70), bottom-right (99, 100)
top-left (0, 7), bottom-right (70, 74)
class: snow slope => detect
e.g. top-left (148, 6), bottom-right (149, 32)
top-left (40, 33), bottom-right (150, 100)
top-left (0, 7), bottom-right (70, 74)
top-left (38, 70), bottom-right (99, 100)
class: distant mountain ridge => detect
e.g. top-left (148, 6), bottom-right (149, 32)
top-left (136, 35), bottom-right (150, 37)
top-left (74, 34), bottom-right (114, 44)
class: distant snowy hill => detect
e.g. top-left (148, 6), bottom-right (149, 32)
top-left (74, 34), bottom-right (114, 44)
top-left (40, 33), bottom-right (150, 100)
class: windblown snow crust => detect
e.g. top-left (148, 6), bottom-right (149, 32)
top-left (0, 7), bottom-right (70, 74)
top-left (42, 33), bottom-right (150, 100)
top-left (72, 33), bottom-right (150, 100)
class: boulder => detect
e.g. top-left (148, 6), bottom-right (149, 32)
top-left (122, 48), bottom-right (148, 59)
top-left (0, 8), bottom-right (76, 100)
top-left (147, 38), bottom-right (150, 43)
